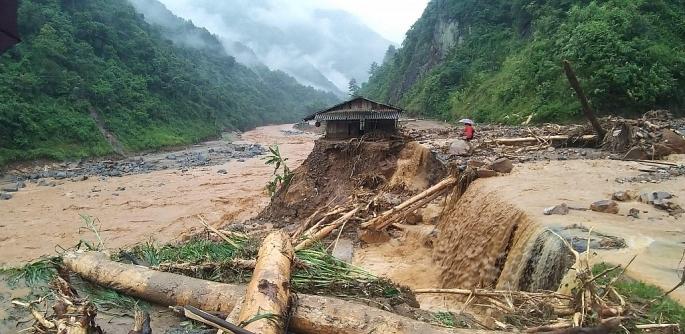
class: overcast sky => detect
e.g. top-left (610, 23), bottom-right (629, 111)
top-left (322, 0), bottom-right (429, 43)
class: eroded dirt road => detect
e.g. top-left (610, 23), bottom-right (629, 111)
top-left (0, 125), bottom-right (317, 266)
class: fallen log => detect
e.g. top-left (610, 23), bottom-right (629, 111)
top-left (236, 231), bottom-right (293, 334)
top-left (362, 176), bottom-right (457, 230)
top-left (484, 135), bottom-right (597, 147)
top-left (295, 207), bottom-right (360, 251)
top-left (63, 252), bottom-right (491, 334)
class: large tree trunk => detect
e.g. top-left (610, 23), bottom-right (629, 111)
top-left (63, 252), bottom-right (492, 334)
top-left (236, 231), bottom-right (293, 334)
top-left (562, 60), bottom-right (606, 139)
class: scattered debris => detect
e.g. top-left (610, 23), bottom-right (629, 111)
top-left (590, 200), bottom-right (619, 214)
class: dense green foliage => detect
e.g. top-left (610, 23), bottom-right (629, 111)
top-left (0, 0), bottom-right (336, 166)
top-left (363, 0), bottom-right (685, 123)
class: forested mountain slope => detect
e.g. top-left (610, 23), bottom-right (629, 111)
top-left (0, 0), bottom-right (337, 166)
top-left (363, 0), bottom-right (685, 123)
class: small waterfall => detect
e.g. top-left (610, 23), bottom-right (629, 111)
top-left (433, 182), bottom-right (574, 291)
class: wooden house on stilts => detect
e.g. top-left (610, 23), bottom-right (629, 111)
top-left (304, 97), bottom-right (403, 139)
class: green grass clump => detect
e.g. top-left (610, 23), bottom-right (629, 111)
top-left (592, 263), bottom-right (685, 329)
top-left (0, 258), bottom-right (60, 286)
top-left (127, 236), bottom-right (250, 267)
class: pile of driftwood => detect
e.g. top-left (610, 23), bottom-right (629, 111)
top-left (603, 110), bottom-right (685, 160)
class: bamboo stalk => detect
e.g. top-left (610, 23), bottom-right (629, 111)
top-left (295, 207), bottom-right (360, 251)
top-left (362, 177), bottom-right (457, 230)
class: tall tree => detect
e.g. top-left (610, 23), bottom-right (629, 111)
top-left (348, 78), bottom-right (361, 98)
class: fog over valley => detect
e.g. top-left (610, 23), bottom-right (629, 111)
top-left (129, 0), bottom-right (396, 95)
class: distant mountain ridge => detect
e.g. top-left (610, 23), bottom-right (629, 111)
top-left (154, 0), bottom-right (394, 95)
top-left (0, 0), bottom-right (337, 166)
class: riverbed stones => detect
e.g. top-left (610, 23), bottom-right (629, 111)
top-left (591, 200), bottom-right (619, 214)
top-left (488, 158), bottom-right (514, 173)
top-left (0, 192), bottom-right (12, 200)
top-left (217, 169), bottom-right (228, 174)
top-left (544, 203), bottom-right (569, 216)
top-left (54, 171), bottom-right (68, 180)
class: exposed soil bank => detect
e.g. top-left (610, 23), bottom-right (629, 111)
top-left (0, 125), bottom-right (317, 267)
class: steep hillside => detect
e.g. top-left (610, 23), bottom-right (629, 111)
top-left (0, 0), bottom-right (337, 166)
top-left (363, 0), bottom-right (685, 123)
top-left (156, 0), bottom-right (394, 94)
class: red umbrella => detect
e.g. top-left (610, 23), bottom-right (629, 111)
top-left (0, 0), bottom-right (21, 54)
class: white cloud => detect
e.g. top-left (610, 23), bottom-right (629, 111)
top-left (320, 0), bottom-right (429, 43)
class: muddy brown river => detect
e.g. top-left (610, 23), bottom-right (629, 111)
top-left (0, 124), bottom-right (317, 267)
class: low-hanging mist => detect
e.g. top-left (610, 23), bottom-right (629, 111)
top-left (142, 0), bottom-right (394, 94)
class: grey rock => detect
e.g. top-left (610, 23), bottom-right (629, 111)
top-left (217, 169), bottom-right (228, 174)
top-left (166, 154), bottom-right (177, 160)
top-left (17, 181), bottom-right (26, 188)
top-left (108, 170), bottom-right (122, 177)
top-left (331, 238), bottom-right (354, 263)
top-left (590, 200), bottom-right (619, 214)
top-left (54, 171), bottom-right (67, 180)
top-left (628, 208), bottom-right (640, 219)
top-left (116, 187), bottom-right (126, 191)
top-left (448, 139), bottom-right (471, 156)
top-left (544, 203), bottom-right (570, 216)
top-left (489, 158), bottom-right (514, 173)
top-left (612, 191), bottom-right (632, 202)
top-left (2, 185), bottom-right (19, 192)
top-left (237, 159), bottom-right (246, 163)
top-left (639, 191), bottom-right (673, 204)
top-left (38, 179), bottom-right (56, 187)
top-left (0, 192), bottom-right (12, 200)
top-left (71, 175), bottom-right (88, 182)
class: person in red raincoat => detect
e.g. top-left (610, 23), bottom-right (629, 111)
top-left (462, 120), bottom-right (475, 141)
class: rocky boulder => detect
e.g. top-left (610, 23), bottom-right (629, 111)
top-left (448, 139), bottom-right (471, 156)
top-left (591, 200), bottom-right (619, 214)
top-left (488, 158), bottom-right (514, 174)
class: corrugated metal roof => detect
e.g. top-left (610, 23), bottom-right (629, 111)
top-left (314, 111), bottom-right (400, 121)
top-left (304, 97), bottom-right (403, 121)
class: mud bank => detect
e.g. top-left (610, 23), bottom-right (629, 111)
top-left (258, 138), bottom-right (446, 225)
